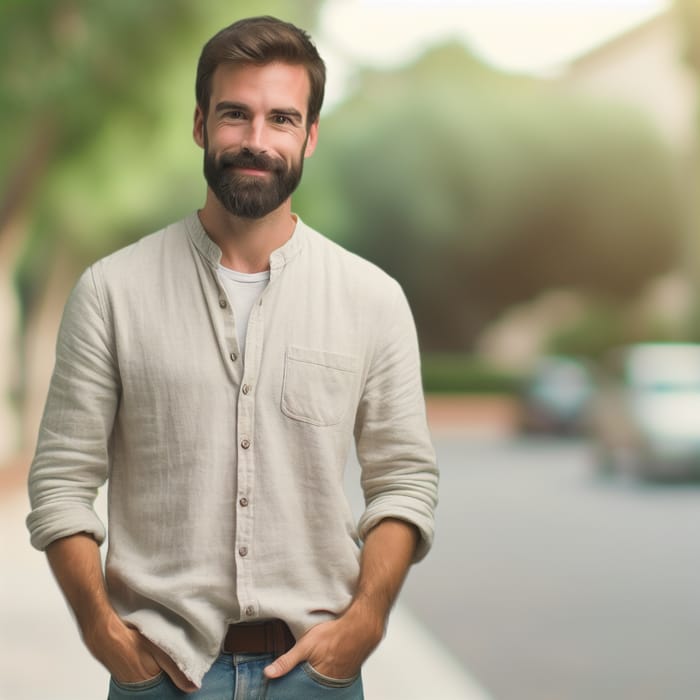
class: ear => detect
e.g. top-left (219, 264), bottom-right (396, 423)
top-left (304, 119), bottom-right (319, 158)
top-left (193, 105), bottom-right (205, 149)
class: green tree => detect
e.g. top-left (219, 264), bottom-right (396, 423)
top-left (2, 0), bottom-right (321, 263)
top-left (0, 1), bottom-right (322, 452)
top-left (297, 43), bottom-right (685, 351)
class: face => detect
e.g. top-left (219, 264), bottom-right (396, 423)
top-left (194, 62), bottom-right (318, 219)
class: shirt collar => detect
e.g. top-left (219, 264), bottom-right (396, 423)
top-left (185, 211), bottom-right (307, 274)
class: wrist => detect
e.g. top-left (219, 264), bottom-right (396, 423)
top-left (341, 599), bottom-right (385, 645)
top-left (80, 604), bottom-right (121, 651)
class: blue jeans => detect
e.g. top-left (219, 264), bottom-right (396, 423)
top-left (108, 652), bottom-right (364, 699)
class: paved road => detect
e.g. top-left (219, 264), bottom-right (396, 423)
top-left (396, 436), bottom-right (700, 700)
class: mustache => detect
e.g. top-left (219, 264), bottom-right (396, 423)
top-left (218, 150), bottom-right (284, 173)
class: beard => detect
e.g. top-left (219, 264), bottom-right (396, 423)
top-left (203, 138), bottom-right (305, 219)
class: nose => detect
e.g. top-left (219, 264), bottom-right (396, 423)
top-left (241, 117), bottom-right (267, 154)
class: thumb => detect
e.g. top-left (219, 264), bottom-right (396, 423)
top-left (264, 643), bottom-right (305, 679)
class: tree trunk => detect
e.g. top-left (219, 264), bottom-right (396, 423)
top-left (0, 123), bottom-right (55, 242)
top-left (0, 217), bottom-right (26, 462)
top-left (21, 247), bottom-right (79, 451)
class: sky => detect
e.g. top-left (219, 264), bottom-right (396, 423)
top-left (318, 0), bottom-right (670, 108)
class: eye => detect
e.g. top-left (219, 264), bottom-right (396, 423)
top-left (224, 110), bottom-right (246, 120)
top-left (272, 114), bottom-right (293, 125)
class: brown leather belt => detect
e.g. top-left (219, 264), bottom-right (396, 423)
top-left (223, 619), bottom-right (295, 655)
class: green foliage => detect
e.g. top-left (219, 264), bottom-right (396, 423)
top-left (421, 353), bottom-right (521, 394)
top-left (298, 42), bottom-right (685, 351)
top-left (548, 305), bottom-right (633, 360)
top-left (548, 301), bottom-right (685, 360)
top-left (3, 1), bottom-right (322, 310)
top-left (4, 4), bottom-right (689, 360)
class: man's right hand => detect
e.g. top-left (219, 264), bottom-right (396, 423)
top-left (84, 612), bottom-right (199, 692)
top-left (45, 534), bottom-right (197, 692)
top-left (84, 612), bottom-right (162, 685)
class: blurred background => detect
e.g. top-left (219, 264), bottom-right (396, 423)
top-left (2, 0), bottom-right (700, 698)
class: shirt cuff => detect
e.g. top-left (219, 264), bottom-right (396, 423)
top-left (26, 504), bottom-right (106, 551)
top-left (357, 502), bottom-right (435, 563)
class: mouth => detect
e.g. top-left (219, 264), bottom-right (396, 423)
top-left (229, 166), bottom-right (271, 177)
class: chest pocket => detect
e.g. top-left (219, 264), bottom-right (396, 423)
top-left (281, 346), bottom-right (359, 426)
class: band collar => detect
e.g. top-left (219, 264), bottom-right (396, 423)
top-left (185, 212), bottom-right (306, 276)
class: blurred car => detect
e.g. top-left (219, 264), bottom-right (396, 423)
top-left (519, 356), bottom-right (593, 435)
top-left (590, 342), bottom-right (700, 480)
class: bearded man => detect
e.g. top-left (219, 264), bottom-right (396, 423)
top-left (27, 15), bottom-right (438, 700)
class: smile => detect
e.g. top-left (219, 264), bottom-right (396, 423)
top-left (233, 167), bottom-right (271, 176)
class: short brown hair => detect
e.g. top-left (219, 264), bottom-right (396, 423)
top-left (196, 16), bottom-right (326, 126)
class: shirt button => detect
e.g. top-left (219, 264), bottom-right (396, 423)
top-left (240, 439), bottom-right (251, 450)
top-left (239, 546), bottom-right (248, 557)
top-left (245, 606), bottom-right (255, 617)
top-left (230, 352), bottom-right (238, 362)
top-left (239, 497), bottom-right (249, 507)
top-left (219, 298), bottom-right (227, 308)
top-left (242, 384), bottom-right (251, 395)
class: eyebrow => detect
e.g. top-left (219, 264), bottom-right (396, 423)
top-left (214, 101), bottom-right (248, 114)
top-left (214, 101), bottom-right (304, 123)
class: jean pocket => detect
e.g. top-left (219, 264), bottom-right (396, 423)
top-left (110, 671), bottom-right (166, 694)
top-left (302, 661), bottom-right (360, 689)
top-left (281, 346), bottom-right (359, 427)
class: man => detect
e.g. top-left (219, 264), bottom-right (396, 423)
top-left (27, 15), bottom-right (438, 699)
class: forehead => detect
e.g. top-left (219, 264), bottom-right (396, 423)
top-left (209, 62), bottom-right (311, 114)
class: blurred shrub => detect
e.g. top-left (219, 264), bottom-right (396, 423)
top-left (421, 353), bottom-right (521, 394)
top-left (548, 303), bottom-right (682, 360)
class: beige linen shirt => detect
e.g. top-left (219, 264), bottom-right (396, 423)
top-left (27, 213), bottom-right (438, 685)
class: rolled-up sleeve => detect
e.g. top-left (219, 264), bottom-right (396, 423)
top-left (26, 264), bottom-right (119, 551)
top-left (354, 282), bottom-right (438, 562)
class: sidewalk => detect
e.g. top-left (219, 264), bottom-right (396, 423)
top-left (363, 605), bottom-right (492, 699)
top-left (0, 449), bottom-right (492, 700)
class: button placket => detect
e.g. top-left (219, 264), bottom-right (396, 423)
top-left (211, 266), bottom-right (256, 619)
top-left (233, 269), bottom-right (272, 626)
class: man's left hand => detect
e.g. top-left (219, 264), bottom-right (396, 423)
top-left (263, 608), bottom-right (383, 681)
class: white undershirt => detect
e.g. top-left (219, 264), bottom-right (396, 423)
top-left (217, 266), bottom-right (270, 358)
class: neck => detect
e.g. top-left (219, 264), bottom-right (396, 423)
top-left (198, 190), bottom-right (296, 273)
